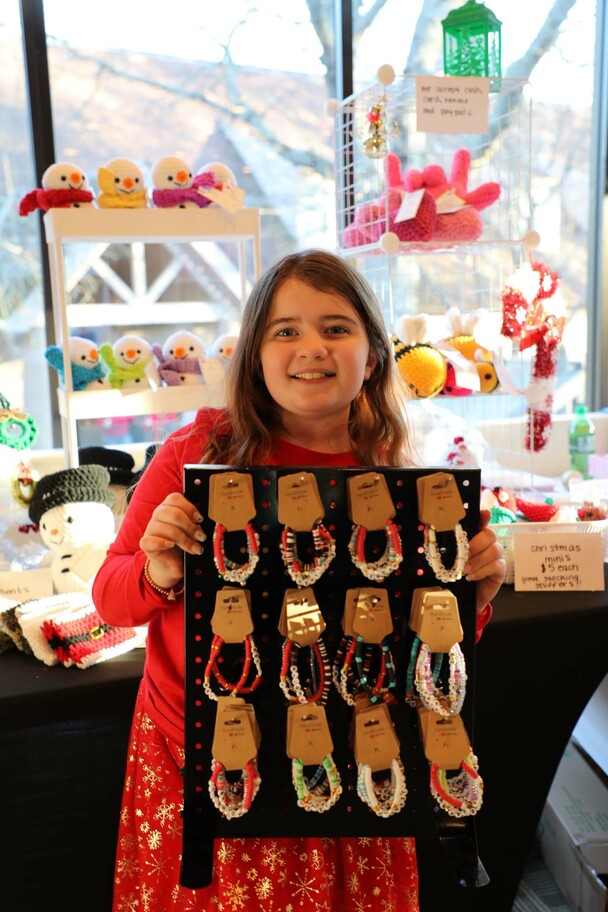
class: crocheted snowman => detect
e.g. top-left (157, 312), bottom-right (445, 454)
top-left (151, 155), bottom-right (217, 209)
top-left (19, 161), bottom-right (95, 215)
top-left (45, 335), bottom-right (108, 391)
top-left (28, 465), bottom-right (116, 594)
top-left (97, 157), bottom-right (148, 208)
top-left (153, 330), bottom-right (206, 386)
top-left (201, 332), bottom-right (238, 405)
top-left (99, 334), bottom-right (159, 390)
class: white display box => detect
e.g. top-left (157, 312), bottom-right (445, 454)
top-left (538, 742), bottom-right (608, 912)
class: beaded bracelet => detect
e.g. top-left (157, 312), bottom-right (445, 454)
top-left (279, 522), bottom-right (336, 587)
top-left (356, 757), bottom-right (407, 818)
top-left (429, 752), bottom-right (483, 818)
top-left (414, 641), bottom-right (467, 717)
top-left (208, 757), bottom-right (262, 819)
top-left (405, 635), bottom-right (444, 708)
top-left (422, 522), bottom-right (469, 583)
top-left (348, 520), bottom-right (403, 581)
top-left (333, 635), bottom-right (394, 706)
top-left (203, 633), bottom-right (263, 700)
top-left (143, 559), bottom-right (184, 602)
top-left (280, 637), bottom-right (331, 705)
top-left (213, 521), bottom-right (260, 584)
top-left (291, 755), bottom-right (342, 812)
top-left (353, 634), bottom-right (396, 704)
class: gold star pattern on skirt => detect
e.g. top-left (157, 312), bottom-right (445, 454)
top-left (112, 684), bottom-right (419, 912)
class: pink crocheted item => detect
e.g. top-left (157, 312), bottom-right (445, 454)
top-left (402, 149), bottom-right (500, 242)
top-left (152, 171), bottom-right (219, 208)
top-left (342, 153), bottom-right (437, 247)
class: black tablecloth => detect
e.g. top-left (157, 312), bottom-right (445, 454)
top-left (2, 578), bottom-right (607, 912)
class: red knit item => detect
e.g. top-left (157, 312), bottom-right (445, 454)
top-left (19, 187), bottom-right (93, 215)
top-left (515, 496), bottom-right (560, 522)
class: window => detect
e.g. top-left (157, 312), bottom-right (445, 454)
top-left (2, 0), bottom-right (603, 456)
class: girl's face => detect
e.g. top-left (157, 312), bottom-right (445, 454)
top-left (260, 277), bottom-right (377, 437)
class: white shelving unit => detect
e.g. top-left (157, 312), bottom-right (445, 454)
top-left (43, 207), bottom-right (261, 467)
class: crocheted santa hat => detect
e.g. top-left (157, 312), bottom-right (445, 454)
top-left (28, 464), bottom-right (115, 527)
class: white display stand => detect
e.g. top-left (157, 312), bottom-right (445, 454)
top-left (331, 70), bottom-right (542, 482)
top-left (43, 208), bottom-right (261, 467)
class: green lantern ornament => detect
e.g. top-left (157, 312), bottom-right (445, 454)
top-left (442, 0), bottom-right (502, 82)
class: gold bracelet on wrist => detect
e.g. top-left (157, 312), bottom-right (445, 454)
top-left (143, 559), bottom-right (184, 602)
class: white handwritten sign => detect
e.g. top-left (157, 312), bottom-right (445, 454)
top-left (513, 532), bottom-right (605, 591)
top-left (415, 76), bottom-right (489, 135)
top-left (0, 568), bottom-right (54, 604)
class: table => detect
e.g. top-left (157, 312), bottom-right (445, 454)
top-left (1, 579), bottom-right (607, 912)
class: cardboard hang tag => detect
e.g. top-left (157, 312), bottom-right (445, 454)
top-left (286, 703), bottom-right (334, 765)
top-left (211, 587), bottom-right (253, 642)
top-left (278, 587), bottom-right (326, 645)
top-left (354, 702), bottom-right (401, 772)
top-left (418, 706), bottom-right (472, 770)
top-left (208, 472), bottom-right (256, 532)
top-left (352, 587), bottom-right (393, 643)
top-left (341, 588), bottom-right (361, 637)
top-left (408, 586), bottom-right (443, 634)
top-left (212, 698), bottom-right (260, 770)
top-left (278, 472), bottom-right (325, 532)
top-left (347, 472), bottom-right (396, 531)
top-left (416, 589), bottom-right (463, 652)
top-left (416, 472), bottom-right (465, 532)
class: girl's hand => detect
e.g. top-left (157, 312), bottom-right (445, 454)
top-left (139, 492), bottom-right (205, 589)
top-left (464, 509), bottom-right (506, 614)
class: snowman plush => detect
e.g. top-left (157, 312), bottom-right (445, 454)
top-left (28, 465), bottom-right (116, 594)
top-left (19, 161), bottom-right (95, 215)
top-left (45, 335), bottom-right (109, 391)
top-left (153, 330), bottom-right (206, 385)
top-left (99, 333), bottom-right (159, 390)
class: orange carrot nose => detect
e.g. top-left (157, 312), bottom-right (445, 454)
top-left (126, 349), bottom-right (136, 359)
top-left (89, 349), bottom-right (98, 361)
top-left (176, 170), bottom-right (188, 183)
top-left (69, 171), bottom-right (81, 185)
top-left (175, 347), bottom-right (186, 358)
top-left (225, 347), bottom-right (233, 357)
top-left (51, 528), bottom-right (58, 536)
top-left (123, 177), bottom-right (134, 190)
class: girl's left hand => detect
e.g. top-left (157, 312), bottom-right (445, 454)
top-left (464, 509), bottom-right (506, 614)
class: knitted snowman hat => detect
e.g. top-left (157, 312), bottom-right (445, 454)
top-left (29, 464), bottom-right (115, 526)
top-left (78, 446), bottom-right (136, 487)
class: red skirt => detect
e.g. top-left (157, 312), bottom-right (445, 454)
top-left (112, 684), bottom-right (419, 911)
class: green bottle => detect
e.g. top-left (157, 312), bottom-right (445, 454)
top-left (568, 405), bottom-right (595, 478)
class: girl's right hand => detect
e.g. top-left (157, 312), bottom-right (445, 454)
top-left (139, 492), bottom-right (205, 589)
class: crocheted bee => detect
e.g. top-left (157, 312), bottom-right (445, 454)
top-left (392, 315), bottom-right (447, 399)
top-left (440, 307), bottom-right (499, 395)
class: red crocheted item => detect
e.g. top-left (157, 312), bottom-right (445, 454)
top-left (515, 496), bottom-right (560, 523)
top-left (41, 607), bottom-right (138, 667)
top-left (19, 187), bottom-right (94, 216)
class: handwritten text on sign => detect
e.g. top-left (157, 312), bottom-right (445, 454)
top-left (513, 532), bottom-right (605, 592)
top-left (416, 76), bottom-right (489, 135)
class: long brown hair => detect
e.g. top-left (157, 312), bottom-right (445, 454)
top-left (202, 249), bottom-right (414, 467)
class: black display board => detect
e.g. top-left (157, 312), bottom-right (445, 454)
top-left (181, 465), bottom-right (482, 888)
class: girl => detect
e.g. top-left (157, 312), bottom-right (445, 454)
top-left (93, 249), bottom-right (505, 912)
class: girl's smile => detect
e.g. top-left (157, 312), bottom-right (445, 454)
top-left (260, 277), bottom-right (377, 448)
